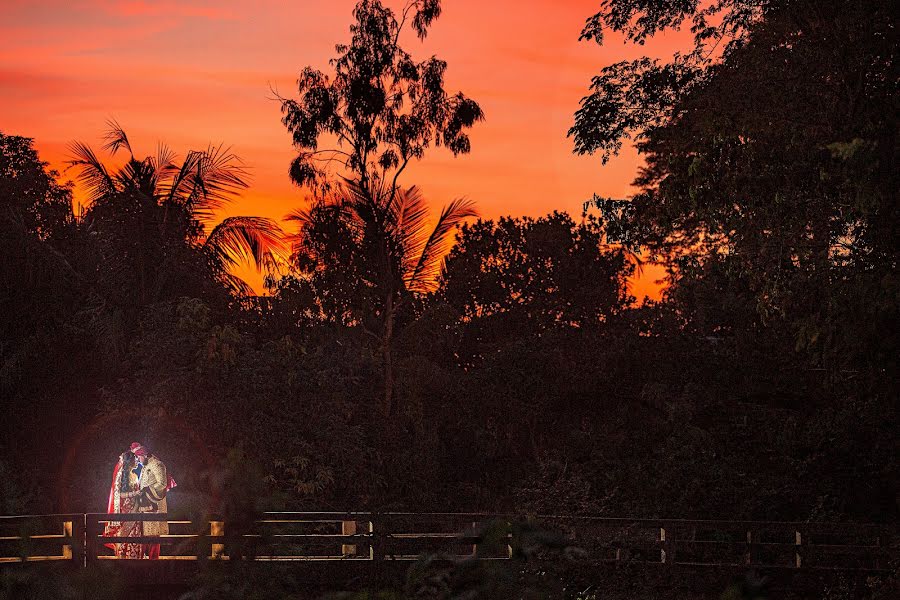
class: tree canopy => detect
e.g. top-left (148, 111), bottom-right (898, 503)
top-left (69, 122), bottom-right (285, 299)
top-left (1, 133), bottom-right (73, 238)
top-left (576, 0), bottom-right (898, 378)
top-left (279, 0), bottom-right (483, 197)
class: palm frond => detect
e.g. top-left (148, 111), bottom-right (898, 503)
top-left (220, 272), bottom-right (256, 297)
top-left (65, 141), bottom-right (118, 202)
top-left (406, 197), bottom-right (478, 293)
top-left (204, 216), bottom-right (286, 271)
top-left (186, 144), bottom-right (250, 225)
top-left (151, 142), bottom-right (178, 180)
top-left (285, 179), bottom-right (476, 296)
top-left (101, 119), bottom-right (133, 157)
top-left (285, 205), bottom-right (316, 253)
top-left (343, 178), bottom-right (385, 224)
top-left (116, 157), bottom-right (152, 194)
top-left (390, 186), bottom-right (431, 276)
top-left (285, 206), bottom-right (315, 227)
top-left (284, 187), bottom-right (346, 229)
top-left (627, 249), bottom-right (645, 277)
top-left (162, 150), bottom-right (203, 206)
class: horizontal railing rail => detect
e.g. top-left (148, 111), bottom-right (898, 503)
top-left (0, 513), bottom-right (894, 571)
top-left (0, 513), bottom-right (83, 564)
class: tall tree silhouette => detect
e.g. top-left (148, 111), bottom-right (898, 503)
top-left (277, 0), bottom-right (483, 413)
top-left (278, 0), bottom-right (482, 200)
top-left (68, 122), bottom-right (284, 300)
top-left (287, 181), bottom-right (476, 414)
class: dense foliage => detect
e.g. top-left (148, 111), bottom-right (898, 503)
top-left (571, 0), bottom-right (898, 520)
top-left (0, 0), bottom-right (895, 585)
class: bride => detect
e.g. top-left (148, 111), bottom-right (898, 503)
top-left (103, 450), bottom-right (143, 558)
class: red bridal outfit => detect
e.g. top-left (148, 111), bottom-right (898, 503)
top-left (103, 452), bottom-right (143, 559)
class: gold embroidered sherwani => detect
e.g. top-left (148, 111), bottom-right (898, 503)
top-left (138, 455), bottom-right (170, 536)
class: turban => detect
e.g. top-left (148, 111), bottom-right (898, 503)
top-left (129, 442), bottom-right (176, 491)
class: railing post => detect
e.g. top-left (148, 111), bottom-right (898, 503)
top-left (369, 521), bottom-right (381, 560)
top-left (210, 520), bottom-right (225, 559)
top-left (660, 527), bottom-right (667, 564)
top-left (795, 530), bottom-right (802, 568)
top-left (84, 514), bottom-right (99, 568)
top-left (62, 519), bottom-right (73, 560)
top-left (342, 519), bottom-right (357, 557)
top-left (369, 517), bottom-right (382, 561)
top-left (70, 515), bottom-right (86, 567)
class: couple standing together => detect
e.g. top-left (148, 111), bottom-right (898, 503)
top-left (104, 442), bottom-right (176, 559)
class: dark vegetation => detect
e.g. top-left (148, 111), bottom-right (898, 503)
top-left (0, 0), bottom-right (896, 596)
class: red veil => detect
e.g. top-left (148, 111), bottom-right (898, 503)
top-left (106, 457), bottom-right (123, 514)
top-left (103, 455), bottom-right (125, 551)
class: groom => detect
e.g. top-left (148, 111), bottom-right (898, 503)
top-left (131, 442), bottom-right (176, 559)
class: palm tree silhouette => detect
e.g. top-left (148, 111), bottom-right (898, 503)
top-left (289, 180), bottom-right (476, 414)
top-left (68, 121), bottom-right (284, 297)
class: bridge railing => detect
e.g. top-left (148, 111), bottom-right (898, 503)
top-left (0, 514), bottom-right (83, 564)
top-left (0, 513), bottom-right (894, 571)
top-left (541, 515), bottom-right (894, 571)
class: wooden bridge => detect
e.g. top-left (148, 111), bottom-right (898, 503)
top-left (1, 512), bottom-right (896, 599)
top-left (1, 512), bottom-right (894, 571)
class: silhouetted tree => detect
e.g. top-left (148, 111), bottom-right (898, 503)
top-left (0, 133), bottom-right (81, 383)
top-left (575, 0), bottom-right (898, 377)
top-left (0, 132), bottom-right (74, 239)
top-left (571, 0), bottom-right (771, 163)
top-left (0, 134), bottom-right (79, 340)
top-left (278, 0), bottom-right (482, 198)
top-left (69, 122), bottom-right (284, 300)
top-left (284, 181), bottom-right (476, 414)
top-left (439, 212), bottom-right (633, 365)
top-left (0, 133), bottom-right (99, 512)
top-left (276, 0), bottom-right (483, 414)
top-left (571, 0), bottom-right (898, 521)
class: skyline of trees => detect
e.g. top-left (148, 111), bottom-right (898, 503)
top-left (0, 0), bottom-right (894, 538)
top-left (0, 2), bottom-right (895, 597)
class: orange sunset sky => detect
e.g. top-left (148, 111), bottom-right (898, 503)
top-left (0, 0), bottom-right (690, 299)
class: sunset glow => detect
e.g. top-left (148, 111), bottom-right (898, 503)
top-left (2, 2), bottom-right (895, 594)
top-left (0, 0), bottom-right (688, 298)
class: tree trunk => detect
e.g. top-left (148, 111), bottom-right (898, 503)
top-left (382, 292), bottom-right (395, 416)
